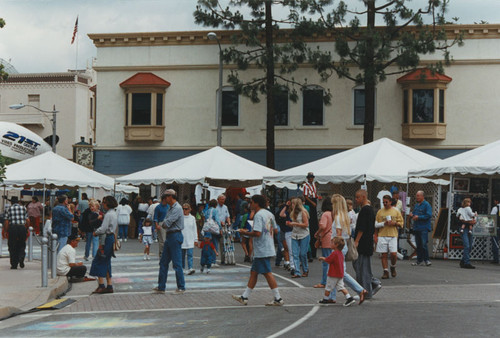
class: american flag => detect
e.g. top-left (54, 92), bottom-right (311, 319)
top-left (71, 16), bottom-right (78, 44)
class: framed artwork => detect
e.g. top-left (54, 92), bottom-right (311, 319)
top-left (453, 178), bottom-right (470, 192)
top-left (449, 233), bottom-right (463, 249)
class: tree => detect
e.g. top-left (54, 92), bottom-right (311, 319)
top-left (0, 17), bottom-right (7, 81)
top-left (297, 0), bottom-right (463, 144)
top-left (194, 0), bottom-right (330, 168)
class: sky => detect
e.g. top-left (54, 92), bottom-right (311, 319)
top-left (0, 0), bottom-right (499, 73)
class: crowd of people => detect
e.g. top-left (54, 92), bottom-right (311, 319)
top-left (2, 174), bottom-right (498, 306)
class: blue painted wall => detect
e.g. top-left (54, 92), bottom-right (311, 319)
top-left (94, 148), bottom-right (468, 176)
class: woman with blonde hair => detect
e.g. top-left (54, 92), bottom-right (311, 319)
top-left (327, 194), bottom-right (368, 304)
top-left (286, 198), bottom-right (310, 278)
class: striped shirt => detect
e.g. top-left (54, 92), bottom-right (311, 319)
top-left (303, 182), bottom-right (318, 198)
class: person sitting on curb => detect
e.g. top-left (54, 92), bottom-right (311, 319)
top-left (57, 234), bottom-right (90, 280)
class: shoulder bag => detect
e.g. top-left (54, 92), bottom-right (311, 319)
top-left (345, 237), bottom-right (358, 261)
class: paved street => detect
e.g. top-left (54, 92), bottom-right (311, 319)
top-left (1, 238), bottom-right (499, 337)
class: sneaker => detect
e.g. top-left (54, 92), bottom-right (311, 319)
top-left (318, 299), bottom-right (336, 304)
top-left (124, 239), bottom-right (127, 242)
top-left (411, 261), bottom-right (424, 266)
top-left (463, 263), bottom-right (476, 269)
top-left (212, 263), bottom-right (219, 268)
top-left (266, 298), bottom-right (284, 306)
top-left (425, 260), bottom-right (432, 266)
top-left (146, 255), bottom-right (150, 261)
top-left (381, 270), bottom-right (389, 279)
top-left (372, 284), bottom-right (382, 296)
top-left (344, 297), bottom-right (356, 307)
top-left (206, 269), bottom-right (211, 274)
top-left (84, 256), bottom-right (89, 261)
top-left (188, 269), bottom-right (195, 275)
top-left (232, 295), bottom-right (248, 305)
top-left (200, 266), bottom-right (204, 273)
top-left (390, 266), bottom-right (397, 278)
top-left (152, 287), bottom-right (165, 294)
top-left (119, 238), bottom-right (123, 242)
top-left (174, 289), bottom-right (185, 294)
top-left (284, 263), bottom-right (290, 271)
top-left (143, 255), bottom-right (147, 261)
top-left (154, 239), bottom-right (158, 243)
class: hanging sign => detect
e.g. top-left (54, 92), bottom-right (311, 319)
top-left (0, 122), bottom-right (52, 160)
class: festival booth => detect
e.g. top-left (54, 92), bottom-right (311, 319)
top-left (264, 138), bottom-right (449, 256)
top-left (115, 146), bottom-right (279, 203)
top-left (1, 151), bottom-right (116, 238)
top-left (409, 139), bottom-right (500, 261)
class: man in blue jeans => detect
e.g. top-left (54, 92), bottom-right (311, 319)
top-left (153, 189), bottom-right (185, 294)
top-left (409, 191), bottom-right (433, 267)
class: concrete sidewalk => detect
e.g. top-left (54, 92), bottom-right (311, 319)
top-left (0, 241), bottom-right (68, 320)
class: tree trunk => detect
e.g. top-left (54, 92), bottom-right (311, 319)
top-left (363, 0), bottom-right (376, 144)
top-left (265, 0), bottom-right (275, 168)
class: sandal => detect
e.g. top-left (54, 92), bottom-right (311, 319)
top-left (313, 284), bottom-right (325, 288)
top-left (291, 274), bottom-right (301, 278)
top-left (301, 272), bottom-right (309, 277)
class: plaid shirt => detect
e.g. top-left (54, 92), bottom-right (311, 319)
top-left (6, 203), bottom-right (28, 226)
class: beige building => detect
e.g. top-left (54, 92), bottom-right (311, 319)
top-left (88, 24), bottom-right (500, 175)
top-left (0, 69), bottom-right (96, 159)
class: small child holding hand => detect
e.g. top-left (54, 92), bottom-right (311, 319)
top-left (318, 236), bottom-right (357, 307)
top-left (200, 232), bottom-right (218, 274)
top-left (140, 218), bottom-right (153, 260)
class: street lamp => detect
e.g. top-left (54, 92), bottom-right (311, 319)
top-left (9, 103), bottom-right (59, 152)
top-left (207, 31), bottom-right (223, 147)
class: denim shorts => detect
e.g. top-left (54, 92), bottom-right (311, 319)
top-left (251, 257), bottom-right (272, 274)
top-left (142, 235), bottom-right (153, 246)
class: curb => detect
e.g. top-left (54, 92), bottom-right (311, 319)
top-left (0, 277), bottom-right (69, 321)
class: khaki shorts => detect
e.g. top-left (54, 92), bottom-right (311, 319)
top-left (325, 276), bottom-right (345, 292)
top-left (376, 236), bottom-right (398, 253)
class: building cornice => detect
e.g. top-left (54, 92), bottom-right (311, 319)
top-left (88, 24), bottom-right (500, 48)
top-left (91, 59), bottom-right (500, 72)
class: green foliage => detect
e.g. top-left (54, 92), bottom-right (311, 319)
top-left (296, 0), bottom-right (463, 143)
top-left (0, 151), bottom-right (16, 183)
top-left (195, 0), bottom-right (331, 167)
top-left (0, 17), bottom-right (7, 82)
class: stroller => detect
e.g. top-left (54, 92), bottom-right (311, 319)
top-left (222, 224), bottom-right (236, 265)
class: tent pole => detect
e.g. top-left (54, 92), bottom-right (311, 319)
top-left (447, 173), bottom-right (453, 254)
top-left (405, 176), bottom-right (410, 235)
top-left (42, 181), bottom-right (46, 228)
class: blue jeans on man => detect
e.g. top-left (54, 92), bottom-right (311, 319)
top-left (461, 230), bottom-right (474, 265)
top-left (85, 231), bottom-right (99, 259)
top-left (157, 231), bottom-right (185, 291)
top-left (414, 230), bottom-right (430, 263)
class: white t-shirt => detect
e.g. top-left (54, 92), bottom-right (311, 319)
top-left (147, 203), bottom-right (159, 220)
top-left (116, 204), bottom-right (132, 225)
top-left (333, 214), bottom-right (351, 240)
top-left (142, 225), bottom-right (153, 236)
top-left (457, 206), bottom-right (475, 221)
top-left (182, 214), bottom-right (198, 249)
top-left (57, 244), bottom-right (76, 276)
top-left (252, 208), bottom-right (277, 258)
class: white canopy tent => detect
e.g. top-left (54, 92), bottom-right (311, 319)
top-left (116, 146), bottom-right (278, 188)
top-left (264, 138), bottom-right (447, 185)
top-left (2, 151), bottom-right (115, 190)
top-left (409, 139), bottom-right (500, 178)
top-left (408, 139), bottom-right (500, 261)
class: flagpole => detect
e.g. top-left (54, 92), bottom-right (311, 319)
top-left (75, 17), bottom-right (79, 71)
